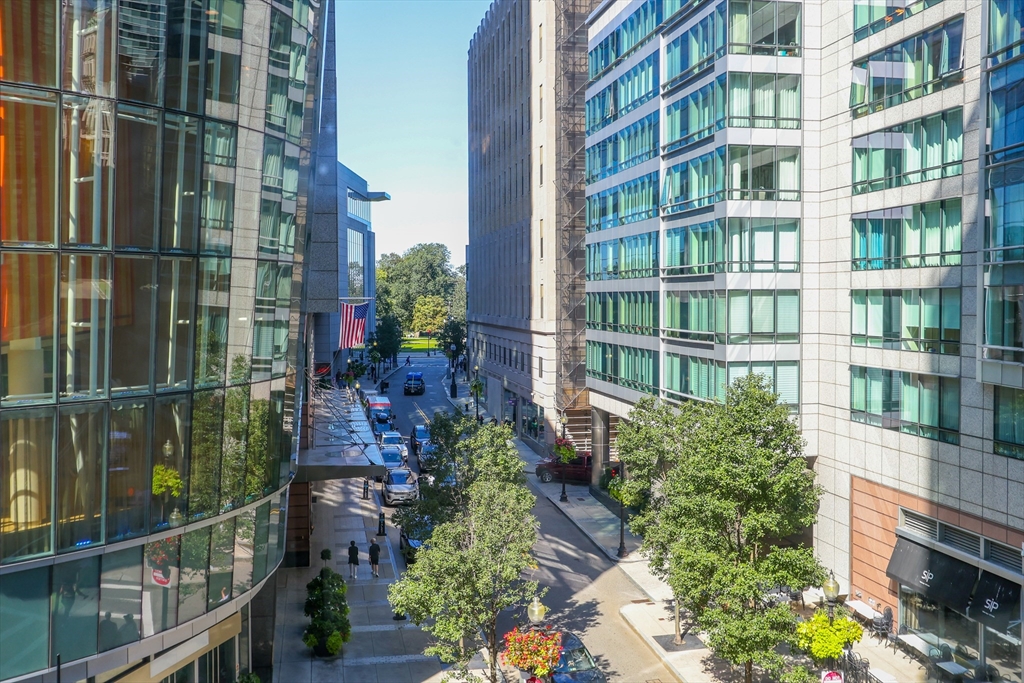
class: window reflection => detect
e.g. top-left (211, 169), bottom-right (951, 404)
top-left (161, 113), bottom-right (201, 252)
top-left (108, 399), bottom-right (151, 541)
top-left (153, 394), bottom-right (190, 529)
top-left (177, 526), bottom-right (210, 623)
top-left (0, 87), bottom-right (59, 246)
top-left (232, 510), bottom-right (255, 595)
top-left (61, 96), bottom-right (114, 248)
top-left (188, 388), bottom-right (224, 520)
top-left (194, 258), bottom-right (229, 387)
top-left (2, 251), bottom-right (58, 404)
top-left (51, 555), bottom-right (100, 664)
top-left (251, 501), bottom-right (270, 584)
top-left (156, 258), bottom-right (196, 392)
top-left (117, 0), bottom-right (166, 105)
top-left (62, 0), bottom-right (117, 97)
top-left (60, 253), bottom-right (111, 400)
top-left (142, 534), bottom-right (180, 636)
top-left (0, 0), bottom-right (59, 87)
top-left (207, 518), bottom-right (235, 609)
top-left (0, 566), bottom-right (50, 679)
top-left (247, 382), bottom-right (273, 500)
top-left (111, 256), bottom-right (156, 395)
top-left (115, 105), bottom-right (161, 249)
top-left (165, 0), bottom-right (205, 114)
top-left (226, 259), bottom-right (255, 386)
top-left (220, 381), bottom-right (250, 511)
top-left (1, 408), bottom-right (54, 562)
top-left (57, 402), bottom-right (106, 550)
top-left (98, 546), bottom-right (143, 651)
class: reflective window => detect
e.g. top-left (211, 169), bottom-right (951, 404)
top-left (585, 341), bottom-right (658, 394)
top-left (98, 546), bottom-right (143, 651)
top-left (854, 0), bottom-right (943, 42)
top-left (0, 408), bottom-right (55, 562)
top-left (586, 172), bottom-right (659, 232)
top-left (142, 535), bottom-right (180, 636)
top-left (2, 251), bottom-right (58, 405)
top-left (585, 232), bottom-right (659, 280)
top-left (850, 366), bottom-right (960, 443)
top-left (61, 96), bottom-right (115, 248)
top-left (246, 382), bottom-right (274, 498)
top-left (587, 112), bottom-right (660, 182)
top-left (108, 399), bottom-right (151, 541)
top-left (994, 387), bottom-right (1024, 459)
top-left (62, 0), bottom-right (117, 97)
top-left (220, 382), bottom-right (251, 511)
top-left (207, 518), bottom-right (235, 609)
top-left (728, 0), bottom-right (801, 55)
top-left (585, 53), bottom-right (657, 135)
top-left (226, 259), bottom-right (255, 386)
top-left (153, 394), bottom-right (190, 530)
top-left (726, 145), bottom-right (801, 200)
top-left (663, 219), bottom-right (725, 275)
top-left (111, 256), bottom-right (156, 395)
top-left (990, 0), bottom-right (1024, 61)
top-left (585, 291), bottom-right (658, 335)
top-left (115, 105), bottom-right (161, 249)
top-left (59, 253), bottom-right (111, 400)
top-left (728, 72), bottom-right (800, 129)
top-left (588, 0), bottom-right (659, 81)
top-left (208, 0), bottom-right (243, 39)
top-left (188, 388), bottom-right (225, 521)
top-left (0, 565), bottom-right (50, 679)
top-left (854, 199), bottom-right (962, 269)
top-left (662, 148), bottom-right (726, 213)
top-left (57, 402), bottom-right (106, 551)
top-left (663, 4), bottom-right (726, 86)
top-left (852, 108), bottom-right (963, 194)
top-left (347, 229), bottom-right (364, 298)
top-left (0, 0), bottom-right (60, 87)
top-left (200, 121), bottom-right (236, 255)
top-left (232, 509), bottom-right (255, 595)
top-left (852, 288), bottom-right (961, 354)
top-left (177, 525), bottom-right (210, 623)
top-left (194, 257), bottom-right (229, 387)
top-left (726, 217), bottom-right (801, 272)
top-left (0, 87), bottom-right (58, 246)
top-left (117, 0), bottom-right (166, 105)
top-left (161, 113), bottom-right (201, 252)
top-left (156, 257), bottom-right (196, 392)
top-left (51, 555), bottom-right (100, 664)
top-left (165, 0), bottom-right (206, 114)
top-left (251, 501), bottom-right (270, 584)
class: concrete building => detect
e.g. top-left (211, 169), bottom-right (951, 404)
top-left (0, 1), bottom-right (344, 682)
top-left (467, 0), bottom-right (594, 452)
top-left (586, 0), bottom-right (1023, 678)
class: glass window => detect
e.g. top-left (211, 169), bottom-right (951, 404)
top-left (57, 402), bottom-right (106, 550)
top-left (200, 122), bottom-right (236, 255)
top-left (990, 0), bottom-right (1024, 60)
top-left (164, 0), bottom-right (206, 114)
top-left (153, 394), bottom-right (190, 530)
top-left (51, 555), bottom-right (100, 664)
top-left (0, 565), bottom-right (51, 679)
top-left (208, 0), bottom-right (243, 39)
top-left (194, 257), bottom-right (230, 387)
top-left (161, 113), bottom-right (201, 252)
top-left (107, 399), bottom-right (151, 541)
top-left (0, 408), bottom-right (54, 562)
top-left (156, 257), bottom-right (196, 392)
top-left (220, 382), bottom-right (251, 512)
top-left (117, 0), bottom-right (166, 105)
top-left (98, 546), bottom-right (143, 651)
top-left (188, 388), bottom-right (225, 521)
top-left (850, 366), bottom-right (959, 443)
top-left (232, 509), bottom-right (255, 596)
top-left (142, 534), bottom-right (180, 636)
top-left (111, 256), bottom-right (156, 395)
top-left (208, 518), bottom-right (235, 609)
top-left (585, 52), bottom-right (658, 135)
top-left (59, 253), bottom-right (111, 401)
top-left (251, 501), bottom-right (270, 584)
top-left (0, 0), bottom-right (60, 87)
top-left (587, 171), bottom-right (659, 231)
top-left (61, 96), bottom-right (115, 248)
top-left (728, 0), bottom-right (801, 55)
top-left (115, 105), bottom-right (161, 249)
top-left (852, 109), bottom-right (963, 194)
top-left (62, 0), bottom-right (117, 97)
top-left (854, 0), bottom-right (944, 42)
top-left (205, 0), bottom-right (242, 113)
top-left (177, 526), bottom-right (211, 624)
top-left (2, 252), bottom-right (57, 405)
top-left (0, 87), bottom-right (59, 246)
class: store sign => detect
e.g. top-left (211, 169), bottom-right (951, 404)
top-left (821, 671), bottom-right (843, 683)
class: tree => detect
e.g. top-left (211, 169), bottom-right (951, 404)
top-left (451, 264), bottom-right (467, 324)
top-left (411, 295), bottom-right (447, 334)
top-left (376, 314), bottom-right (403, 364)
top-left (376, 244), bottom-right (457, 328)
top-left (436, 317), bottom-right (466, 365)
top-left (389, 477), bottom-right (539, 683)
top-left (618, 375), bottom-right (825, 683)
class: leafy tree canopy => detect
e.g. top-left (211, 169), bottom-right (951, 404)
top-left (411, 295), bottom-right (447, 334)
top-left (376, 243), bottom-right (456, 328)
top-left (436, 317), bottom-right (466, 363)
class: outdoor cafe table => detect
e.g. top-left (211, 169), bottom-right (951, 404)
top-left (936, 661), bottom-right (969, 677)
top-left (845, 600), bottom-right (881, 621)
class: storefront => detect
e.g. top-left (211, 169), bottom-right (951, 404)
top-left (886, 537), bottom-right (1022, 682)
top-left (520, 399), bottom-right (546, 444)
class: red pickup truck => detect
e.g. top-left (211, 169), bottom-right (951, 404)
top-left (536, 453), bottom-right (592, 484)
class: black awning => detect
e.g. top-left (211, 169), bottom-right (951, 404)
top-left (969, 571), bottom-right (1022, 633)
top-left (886, 537), bottom-right (978, 614)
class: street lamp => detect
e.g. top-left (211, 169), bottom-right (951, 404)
top-left (473, 365), bottom-right (481, 423)
top-left (823, 570), bottom-right (841, 624)
top-left (527, 596), bottom-right (548, 625)
top-left (558, 414), bottom-right (569, 504)
top-left (616, 468), bottom-right (628, 559)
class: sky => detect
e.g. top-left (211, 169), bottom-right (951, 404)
top-left (336, 0), bottom-right (493, 268)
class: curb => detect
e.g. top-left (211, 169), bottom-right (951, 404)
top-left (533, 483), bottom-right (625, 564)
top-left (619, 604), bottom-right (690, 683)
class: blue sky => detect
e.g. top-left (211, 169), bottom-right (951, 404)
top-left (336, 0), bottom-right (493, 267)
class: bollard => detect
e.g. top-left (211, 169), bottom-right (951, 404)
top-left (362, 478), bottom-right (369, 500)
top-left (378, 511), bottom-right (386, 537)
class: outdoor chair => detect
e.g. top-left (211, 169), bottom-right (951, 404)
top-left (940, 644), bottom-right (953, 662)
top-left (887, 623), bottom-right (906, 653)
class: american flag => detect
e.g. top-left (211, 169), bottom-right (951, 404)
top-left (339, 302), bottom-right (369, 349)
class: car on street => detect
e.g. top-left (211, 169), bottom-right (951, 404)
top-left (522, 631), bottom-right (606, 683)
top-left (379, 431), bottom-right (408, 460)
top-left (404, 372), bottom-right (425, 395)
top-left (374, 446), bottom-right (405, 481)
top-left (382, 468), bottom-right (419, 506)
top-left (417, 440), bottom-right (439, 471)
top-left (399, 518), bottom-right (434, 564)
top-left (535, 453), bottom-right (593, 484)
top-left (372, 419), bottom-right (391, 441)
top-left (411, 424), bottom-right (430, 454)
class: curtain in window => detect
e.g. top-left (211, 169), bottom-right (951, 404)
top-left (728, 362), bottom-right (748, 389)
top-left (901, 373), bottom-right (920, 425)
top-left (777, 75), bottom-right (800, 125)
top-left (919, 374), bottom-right (940, 428)
top-left (922, 114), bottom-right (943, 178)
top-left (921, 289), bottom-right (941, 346)
top-left (851, 366), bottom-right (867, 412)
top-left (777, 290), bottom-right (799, 336)
top-left (729, 0), bottom-right (750, 47)
top-left (729, 291), bottom-right (749, 334)
top-left (777, 147), bottom-right (800, 199)
top-left (943, 108), bottom-right (963, 165)
top-left (751, 291), bottom-right (774, 334)
top-left (901, 289), bottom-right (920, 344)
top-left (922, 200), bottom-right (942, 263)
top-left (941, 289), bottom-right (960, 342)
top-left (775, 362), bottom-right (798, 404)
top-left (995, 387), bottom-right (1024, 446)
top-left (940, 18), bottom-right (964, 74)
top-left (777, 219), bottom-right (799, 269)
top-left (943, 199), bottom-right (961, 253)
top-left (991, 0), bottom-right (1024, 56)
top-left (752, 74), bottom-right (775, 126)
top-left (730, 73), bottom-right (751, 125)
top-left (852, 291), bottom-right (868, 336)
top-left (866, 367), bottom-right (884, 416)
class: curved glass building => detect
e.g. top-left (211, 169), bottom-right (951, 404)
top-left (0, 1), bottom-right (329, 681)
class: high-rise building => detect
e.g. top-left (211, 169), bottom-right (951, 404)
top-left (586, 0), bottom-right (1023, 676)
top-left (467, 0), bottom-right (594, 452)
top-left (0, 1), bottom-right (334, 681)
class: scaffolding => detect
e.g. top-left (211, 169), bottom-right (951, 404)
top-left (554, 0), bottom-right (592, 446)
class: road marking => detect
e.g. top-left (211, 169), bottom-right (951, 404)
top-left (412, 402), bottom-right (431, 423)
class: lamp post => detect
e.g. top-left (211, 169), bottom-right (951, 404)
top-left (823, 570), bottom-right (840, 624)
top-left (527, 596), bottom-right (547, 625)
top-left (449, 344), bottom-right (458, 398)
top-left (473, 365), bottom-right (481, 423)
top-left (616, 469), bottom-right (628, 558)
top-left (558, 414), bottom-right (569, 504)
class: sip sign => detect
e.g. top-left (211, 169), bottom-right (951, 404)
top-left (822, 671), bottom-right (844, 683)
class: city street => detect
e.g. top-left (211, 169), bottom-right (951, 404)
top-left (383, 354), bottom-right (677, 682)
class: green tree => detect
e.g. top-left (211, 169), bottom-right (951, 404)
top-left (618, 375), bottom-right (825, 683)
top-left (389, 477), bottom-right (539, 683)
top-left (376, 244), bottom-right (456, 328)
top-left (436, 317), bottom-right (466, 365)
top-left (451, 264), bottom-right (467, 324)
top-left (794, 609), bottom-right (863, 665)
top-left (411, 295), bottom-right (447, 334)
top-left (376, 314), bottom-right (404, 364)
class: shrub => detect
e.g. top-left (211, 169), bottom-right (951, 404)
top-left (325, 630), bottom-right (344, 656)
top-left (302, 566), bottom-right (351, 655)
top-left (237, 673), bottom-right (261, 683)
top-left (794, 609), bottom-right (864, 664)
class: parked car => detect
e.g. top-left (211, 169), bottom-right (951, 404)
top-left (379, 431), bottom-right (408, 460)
top-left (399, 518), bottom-right (434, 564)
top-left (375, 446), bottom-right (405, 481)
top-left (382, 468), bottom-right (419, 506)
top-left (412, 424), bottom-right (430, 454)
top-left (535, 453), bottom-right (592, 484)
top-left (372, 419), bottom-right (391, 441)
top-left (522, 631), bottom-right (606, 683)
top-left (404, 372), bottom-right (425, 395)
top-left (417, 440), bottom-right (439, 472)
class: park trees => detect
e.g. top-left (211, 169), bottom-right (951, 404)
top-left (376, 243), bottom-right (458, 328)
top-left (411, 295), bottom-right (447, 334)
top-left (618, 375), bottom-right (825, 683)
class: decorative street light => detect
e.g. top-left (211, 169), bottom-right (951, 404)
top-left (450, 343), bottom-right (458, 398)
top-left (558, 414), bottom-right (569, 504)
top-left (616, 468), bottom-right (628, 558)
top-left (473, 365), bottom-right (481, 423)
top-left (527, 596), bottom-right (548, 625)
top-left (162, 439), bottom-right (174, 460)
top-left (823, 570), bottom-right (841, 624)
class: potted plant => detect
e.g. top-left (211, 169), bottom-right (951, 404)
top-left (152, 464), bottom-right (185, 525)
top-left (302, 561), bottom-right (351, 657)
top-left (502, 626), bottom-right (562, 682)
top-left (794, 608), bottom-right (864, 668)
top-left (553, 437), bottom-right (575, 461)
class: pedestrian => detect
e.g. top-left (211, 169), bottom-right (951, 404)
top-left (99, 612), bottom-right (118, 650)
top-left (369, 538), bottom-right (381, 578)
top-left (347, 540), bottom-right (359, 579)
top-left (119, 613), bottom-right (140, 642)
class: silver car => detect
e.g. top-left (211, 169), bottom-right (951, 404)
top-left (380, 431), bottom-right (409, 460)
top-left (383, 468), bottom-right (419, 506)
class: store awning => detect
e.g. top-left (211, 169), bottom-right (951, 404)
top-left (886, 537), bottom-right (978, 614)
top-left (969, 571), bottom-right (1022, 633)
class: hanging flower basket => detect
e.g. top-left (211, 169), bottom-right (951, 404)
top-left (553, 437), bottom-right (575, 461)
top-left (502, 626), bottom-right (562, 678)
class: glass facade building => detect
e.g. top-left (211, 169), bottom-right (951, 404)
top-left (0, 1), bottom-right (328, 681)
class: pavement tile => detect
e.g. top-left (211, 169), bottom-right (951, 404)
top-left (341, 631), bottom-right (377, 659)
top-left (310, 656), bottom-right (345, 683)
top-left (276, 658), bottom-right (312, 682)
top-left (340, 663), bottom-right (378, 683)
top-left (372, 631), bottom-right (411, 657)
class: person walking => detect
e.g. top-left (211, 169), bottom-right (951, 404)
top-left (369, 538), bottom-right (381, 578)
top-left (347, 540), bottom-right (359, 579)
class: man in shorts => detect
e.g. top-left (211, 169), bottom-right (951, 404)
top-left (369, 538), bottom-right (381, 577)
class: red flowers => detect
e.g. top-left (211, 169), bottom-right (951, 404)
top-left (501, 626), bottom-right (562, 677)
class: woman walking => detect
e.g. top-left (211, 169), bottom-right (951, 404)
top-left (347, 540), bottom-right (359, 579)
